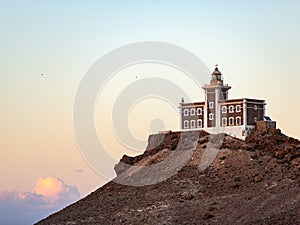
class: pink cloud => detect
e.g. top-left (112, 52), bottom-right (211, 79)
top-left (0, 177), bottom-right (80, 225)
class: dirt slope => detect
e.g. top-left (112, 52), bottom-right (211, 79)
top-left (36, 129), bottom-right (300, 225)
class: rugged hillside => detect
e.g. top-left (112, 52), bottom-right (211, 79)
top-left (36, 129), bottom-right (300, 225)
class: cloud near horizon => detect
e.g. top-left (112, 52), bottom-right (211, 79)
top-left (0, 177), bottom-right (80, 225)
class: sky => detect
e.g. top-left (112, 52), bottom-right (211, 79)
top-left (1, 0), bottom-right (300, 224)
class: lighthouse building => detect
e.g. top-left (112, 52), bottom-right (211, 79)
top-left (179, 66), bottom-right (265, 139)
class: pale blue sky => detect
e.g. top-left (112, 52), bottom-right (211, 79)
top-left (1, 0), bottom-right (300, 189)
top-left (0, 0), bottom-right (300, 223)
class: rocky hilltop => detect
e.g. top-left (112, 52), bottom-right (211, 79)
top-left (36, 129), bottom-right (300, 225)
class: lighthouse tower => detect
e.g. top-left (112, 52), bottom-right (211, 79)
top-left (202, 65), bottom-right (231, 129)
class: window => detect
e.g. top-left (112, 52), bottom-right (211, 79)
top-left (197, 108), bottom-right (202, 115)
top-left (184, 120), bottom-right (189, 128)
top-left (236, 105), bottom-right (241, 112)
top-left (197, 119), bottom-right (202, 128)
top-left (183, 109), bottom-right (189, 116)
top-left (229, 117), bottom-right (234, 125)
top-left (222, 106), bottom-right (227, 113)
top-left (254, 117), bottom-right (257, 123)
top-left (209, 102), bottom-right (214, 109)
top-left (229, 105), bottom-right (234, 113)
top-left (222, 117), bottom-right (227, 126)
top-left (190, 108), bottom-right (195, 116)
top-left (236, 116), bottom-right (241, 125)
top-left (191, 120), bottom-right (196, 128)
top-left (209, 113), bottom-right (214, 120)
top-left (254, 105), bottom-right (258, 111)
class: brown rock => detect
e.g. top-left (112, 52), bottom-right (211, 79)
top-left (208, 206), bottom-right (215, 211)
top-left (180, 192), bottom-right (193, 200)
top-left (202, 213), bottom-right (214, 220)
top-left (254, 175), bottom-right (263, 182)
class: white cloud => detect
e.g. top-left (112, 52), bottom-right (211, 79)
top-left (0, 177), bottom-right (80, 225)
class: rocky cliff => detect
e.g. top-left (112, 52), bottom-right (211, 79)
top-left (36, 129), bottom-right (300, 225)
